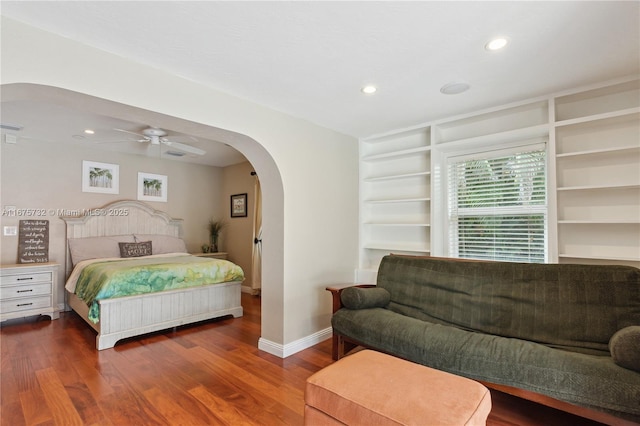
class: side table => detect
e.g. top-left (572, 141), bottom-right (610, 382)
top-left (0, 262), bottom-right (60, 321)
top-left (192, 252), bottom-right (228, 260)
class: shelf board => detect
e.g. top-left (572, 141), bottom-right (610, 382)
top-left (362, 146), bottom-right (431, 162)
top-left (364, 223), bottom-right (431, 227)
top-left (554, 107), bottom-right (640, 128)
top-left (363, 243), bottom-right (431, 253)
top-left (558, 220), bottom-right (640, 224)
top-left (364, 197), bottom-right (430, 204)
top-left (558, 253), bottom-right (640, 262)
top-left (434, 124), bottom-right (549, 149)
top-left (364, 171), bottom-right (430, 182)
top-left (557, 183), bottom-right (640, 191)
top-left (556, 145), bottom-right (640, 158)
top-left (362, 125), bottom-right (431, 144)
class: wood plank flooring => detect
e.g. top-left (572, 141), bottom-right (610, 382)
top-left (1, 294), bottom-right (605, 425)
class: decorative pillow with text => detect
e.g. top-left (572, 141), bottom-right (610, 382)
top-left (119, 241), bottom-right (153, 258)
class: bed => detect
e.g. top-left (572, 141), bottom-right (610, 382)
top-left (61, 200), bottom-right (244, 350)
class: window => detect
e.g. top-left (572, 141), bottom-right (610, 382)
top-left (447, 144), bottom-right (547, 263)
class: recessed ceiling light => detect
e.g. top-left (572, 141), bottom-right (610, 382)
top-left (485, 37), bottom-right (508, 51)
top-left (440, 82), bottom-right (470, 95)
top-left (361, 85), bottom-right (377, 94)
top-left (84, 129), bottom-right (95, 134)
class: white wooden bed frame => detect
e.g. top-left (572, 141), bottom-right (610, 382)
top-left (61, 200), bottom-right (243, 350)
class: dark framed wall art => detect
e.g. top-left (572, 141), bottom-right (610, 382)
top-left (230, 193), bottom-right (248, 218)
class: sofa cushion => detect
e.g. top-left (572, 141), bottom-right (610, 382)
top-left (376, 255), bottom-right (640, 355)
top-left (341, 287), bottom-right (390, 310)
top-left (331, 308), bottom-right (640, 422)
top-left (305, 350), bottom-right (491, 426)
top-left (610, 326), bottom-right (640, 372)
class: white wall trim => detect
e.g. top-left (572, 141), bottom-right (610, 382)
top-left (241, 285), bottom-right (259, 295)
top-left (258, 327), bottom-right (332, 358)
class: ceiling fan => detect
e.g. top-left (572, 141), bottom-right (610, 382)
top-left (111, 127), bottom-right (206, 156)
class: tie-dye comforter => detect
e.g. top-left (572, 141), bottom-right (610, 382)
top-left (65, 253), bottom-right (245, 323)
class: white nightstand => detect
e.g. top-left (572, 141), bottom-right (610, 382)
top-left (192, 252), bottom-right (228, 260)
top-left (0, 263), bottom-right (59, 321)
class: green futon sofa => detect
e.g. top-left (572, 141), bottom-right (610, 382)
top-left (330, 255), bottom-right (640, 424)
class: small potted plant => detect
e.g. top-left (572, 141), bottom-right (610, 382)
top-left (207, 218), bottom-right (226, 253)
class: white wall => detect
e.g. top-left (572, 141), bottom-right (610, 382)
top-left (0, 17), bottom-right (359, 355)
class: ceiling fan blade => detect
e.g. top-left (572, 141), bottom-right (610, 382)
top-left (168, 134), bottom-right (200, 143)
top-left (161, 140), bottom-right (206, 156)
top-left (114, 128), bottom-right (145, 138)
top-left (93, 138), bottom-right (146, 144)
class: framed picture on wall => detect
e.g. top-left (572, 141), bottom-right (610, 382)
top-left (137, 172), bottom-right (168, 202)
top-left (82, 160), bottom-right (119, 194)
top-left (230, 193), bottom-right (248, 218)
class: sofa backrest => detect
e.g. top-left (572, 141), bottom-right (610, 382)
top-left (376, 255), bottom-right (640, 354)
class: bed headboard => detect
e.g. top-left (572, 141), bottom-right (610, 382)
top-left (61, 200), bottom-right (183, 275)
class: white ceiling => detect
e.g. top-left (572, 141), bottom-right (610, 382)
top-left (1, 99), bottom-right (246, 167)
top-left (1, 1), bottom-right (639, 163)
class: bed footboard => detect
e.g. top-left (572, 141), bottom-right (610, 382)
top-left (69, 281), bottom-right (243, 350)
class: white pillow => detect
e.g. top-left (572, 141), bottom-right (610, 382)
top-left (133, 234), bottom-right (187, 254)
top-left (68, 235), bottom-right (135, 265)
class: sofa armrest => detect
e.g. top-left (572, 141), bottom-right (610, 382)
top-left (609, 326), bottom-right (640, 372)
top-left (326, 284), bottom-right (376, 360)
top-left (326, 284), bottom-right (376, 314)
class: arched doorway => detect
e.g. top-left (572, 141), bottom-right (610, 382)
top-left (0, 83), bottom-right (285, 349)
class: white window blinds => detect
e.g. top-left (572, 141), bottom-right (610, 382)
top-left (447, 145), bottom-right (547, 263)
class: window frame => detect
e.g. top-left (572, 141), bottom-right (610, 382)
top-left (444, 141), bottom-right (549, 263)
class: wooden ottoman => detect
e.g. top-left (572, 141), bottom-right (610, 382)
top-left (305, 350), bottom-right (491, 426)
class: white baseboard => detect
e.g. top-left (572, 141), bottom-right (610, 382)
top-left (258, 327), bottom-right (332, 358)
top-left (241, 285), bottom-right (260, 295)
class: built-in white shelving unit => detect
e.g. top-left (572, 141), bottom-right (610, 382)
top-left (554, 79), bottom-right (640, 267)
top-left (359, 76), bottom-right (640, 277)
top-left (360, 127), bottom-right (432, 271)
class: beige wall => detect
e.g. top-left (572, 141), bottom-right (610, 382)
top-left (220, 162), bottom-right (257, 292)
top-left (0, 137), bottom-right (225, 308)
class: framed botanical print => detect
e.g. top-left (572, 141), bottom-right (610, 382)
top-left (82, 160), bottom-right (119, 194)
top-left (230, 193), bottom-right (248, 218)
top-left (137, 172), bottom-right (168, 202)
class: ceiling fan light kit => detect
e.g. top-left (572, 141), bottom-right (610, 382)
top-left (142, 127), bottom-right (167, 144)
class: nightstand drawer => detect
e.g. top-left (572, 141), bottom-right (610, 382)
top-left (0, 283), bottom-right (52, 299)
top-left (1, 295), bottom-right (51, 314)
top-left (0, 272), bottom-right (52, 286)
top-left (0, 263), bottom-right (59, 321)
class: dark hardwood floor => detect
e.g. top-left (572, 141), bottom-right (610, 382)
top-left (1, 293), bottom-right (605, 425)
